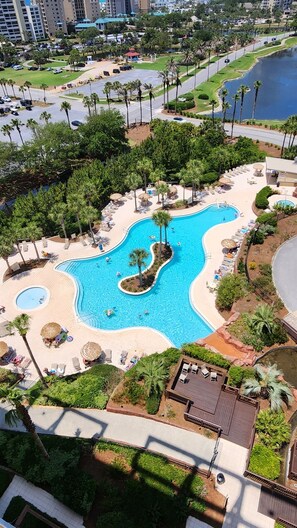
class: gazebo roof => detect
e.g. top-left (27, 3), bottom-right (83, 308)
top-left (125, 48), bottom-right (140, 57)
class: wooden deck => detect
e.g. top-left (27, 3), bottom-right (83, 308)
top-left (172, 370), bottom-right (225, 414)
top-left (289, 441), bottom-right (297, 480)
top-left (258, 487), bottom-right (297, 526)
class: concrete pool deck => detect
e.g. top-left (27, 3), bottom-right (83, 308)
top-left (0, 163), bottom-right (294, 380)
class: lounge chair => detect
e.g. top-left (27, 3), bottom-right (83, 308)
top-left (182, 363), bottom-right (190, 373)
top-left (57, 364), bottom-right (66, 377)
top-left (22, 241), bottom-right (28, 252)
top-left (201, 366), bottom-right (210, 378)
top-left (191, 364), bottom-right (198, 374)
top-left (50, 363), bottom-right (58, 374)
top-left (11, 262), bottom-right (20, 272)
top-left (72, 357), bottom-right (81, 371)
top-left (20, 357), bottom-right (31, 369)
top-left (80, 235), bottom-right (87, 247)
top-left (104, 349), bottom-right (112, 363)
top-left (64, 238), bottom-right (70, 249)
top-left (42, 237), bottom-right (48, 248)
top-left (211, 371), bottom-right (218, 381)
top-left (179, 373), bottom-right (187, 383)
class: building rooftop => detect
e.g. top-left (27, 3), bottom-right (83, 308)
top-left (266, 156), bottom-right (297, 175)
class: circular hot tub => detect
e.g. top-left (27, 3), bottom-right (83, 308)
top-left (16, 286), bottom-right (48, 310)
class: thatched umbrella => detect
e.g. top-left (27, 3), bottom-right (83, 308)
top-left (219, 176), bottom-right (232, 186)
top-left (0, 341), bottom-right (8, 358)
top-left (40, 322), bottom-right (61, 340)
top-left (169, 186), bottom-right (177, 195)
top-left (81, 341), bottom-right (102, 361)
top-left (110, 193), bottom-right (122, 201)
top-left (138, 192), bottom-right (150, 201)
top-left (155, 180), bottom-right (166, 186)
top-left (221, 238), bottom-right (238, 249)
top-left (253, 163), bottom-right (264, 171)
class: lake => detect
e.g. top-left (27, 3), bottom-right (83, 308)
top-left (219, 46), bottom-right (297, 120)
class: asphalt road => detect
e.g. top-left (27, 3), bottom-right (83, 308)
top-left (272, 236), bottom-right (297, 311)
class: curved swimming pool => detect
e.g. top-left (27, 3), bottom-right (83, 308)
top-left (16, 286), bottom-right (48, 310)
top-left (57, 205), bottom-right (237, 346)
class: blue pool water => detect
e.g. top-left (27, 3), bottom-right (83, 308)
top-left (276, 200), bottom-right (295, 208)
top-left (57, 205), bottom-right (237, 346)
top-left (16, 287), bottom-right (47, 310)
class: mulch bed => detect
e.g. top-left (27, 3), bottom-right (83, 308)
top-left (3, 258), bottom-right (48, 282)
top-left (121, 243), bottom-right (172, 293)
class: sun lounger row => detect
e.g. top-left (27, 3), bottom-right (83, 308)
top-left (179, 363), bottom-right (218, 383)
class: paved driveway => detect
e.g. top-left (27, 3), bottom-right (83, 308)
top-left (272, 235), bottom-right (297, 311)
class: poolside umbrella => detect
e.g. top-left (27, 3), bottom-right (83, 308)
top-left (0, 341), bottom-right (8, 357)
top-left (169, 186), bottom-right (177, 195)
top-left (110, 193), bottom-right (122, 201)
top-left (81, 341), bottom-right (102, 361)
top-left (221, 238), bottom-right (238, 250)
top-left (219, 176), bottom-right (232, 186)
top-left (138, 192), bottom-right (150, 201)
top-left (40, 322), bottom-right (61, 340)
top-left (253, 163), bottom-right (264, 171)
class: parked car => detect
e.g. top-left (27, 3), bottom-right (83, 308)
top-left (173, 117), bottom-right (184, 121)
top-left (11, 110), bottom-right (19, 115)
top-left (0, 99), bottom-right (3, 104)
top-left (13, 65), bottom-right (23, 70)
top-left (20, 99), bottom-right (32, 107)
top-left (10, 103), bottom-right (20, 109)
top-left (113, 68), bottom-right (120, 74)
top-left (224, 58), bottom-right (230, 63)
top-left (103, 71), bottom-right (110, 76)
top-left (71, 120), bottom-right (83, 127)
top-left (4, 107), bottom-right (10, 113)
top-left (53, 68), bottom-right (63, 74)
top-left (3, 96), bottom-right (11, 102)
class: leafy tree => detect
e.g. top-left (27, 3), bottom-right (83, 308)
top-left (125, 172), bottom-right (142, 212)
top-left (68, 49), bottom-right (80, 70)
top-left (242, 363), bottom-right (293, 411)
top-left (216, 274), bottom-right (247, 310)
top-left (0, 387), bottom-right (49, 459)
top-left (129, 248), bottom-right (149, 286)
top-left (136, 157), bottom-right (153, 194)
top-left (6, 314), bottom-right (47, 388)
top-left (138, 357), bottom-right (167, 395)
top-left (48, 202), bottom-right (68, 239)
top-left (255, 409), bottom-right (291, 450)
top-left (80, 109), bottom-right (128, 161)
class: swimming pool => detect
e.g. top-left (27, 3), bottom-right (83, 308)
top-left (276, 199), bottom-right (295, 208)
top-left (57, 205), bottom-right (237, 346)
top-left (16, 286), bottom-right (48, 310)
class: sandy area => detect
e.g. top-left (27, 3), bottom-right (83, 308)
top-left (51, 59), bottom-right (123, 94)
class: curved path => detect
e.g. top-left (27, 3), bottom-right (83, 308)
top-left (272, 235), bottom-right (297, 311)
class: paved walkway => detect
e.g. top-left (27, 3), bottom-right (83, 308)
top-left (272, 235), bottom-right (297, 312)
top-left (0, 475), bottom-right (84, 527)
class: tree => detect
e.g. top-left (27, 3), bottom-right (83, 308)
top-left (248, 304), bottom-right (278, 337)
top-left (135, 80), bottom-right (143, 125)
top-left (0, 235), bottom-right (13, 272)
top-left (90, 92), bottom-right (100, 115)
top-left (19, 85), bottom-right (26, 100)
top-left (243, 363), bottom-right (293, 411)
top-left (182, 49), bottom-right (193, 76)
top-left (118, 84), bottom-right (130, 128)
top-left (255, 409), bottom-right (291, 450)
top-left (210, 99), bottom-right (217, 124)
top-left (11, 119), bottom-right (24, 145)
top-left (159, 211), bottom-right (172, 245)
top-left (238, 84), bottom-right (250, 123)
top-left (39, 111), bottom-right (51, 124)
top-left (222, 101), bottom-right (231, 126)
top-left (136, 157), bottom-right (153, 194)
top-left (158, 70), bottom-right (168, 107)
top-left (221, 87), bottom-right (228, 106)
top-left (0, 387), bottom-right (49, 459)
top-left (26, 118), bottom-right (38, 139)
top-left (49, 203), bottom-right (68, 239)
top-left (1, 124), bottom-right (13, 143)
top-left (152, 210), bottom-right (166, 258)
top-left (80, 204), bottom-right (98, 245)
top-left (24, 223), bottom-right (43, 261)
top-left (231, 93), bottom-right (240, 139)
top-left (155, 182), bottom-right (169, 209)
top-left (138, 357), bottom-right (167, 395)
top-left (83, 95), bottom-right (92, 117)
top-left (174, 68), bottom-right (182, 114)
top-left (129, 248), bottom-right (149, 286)
top-left (60, 101), bottom-right (71, 127)
top-left (68, 49), bottom-right (80, 71)
top-left (40, 83), bottom-right (48, 104)
top-left (125, 172), bottom-right (142, 212)
top-left (67, 193), bottom-right (86, 235)
top-left (24, 81), bottom-right (33, 101)
top-left (252, 80), bottom-right (262, 120)
top-left (216, 274), bottom-right (247, 310)
top-left (7, 79), bottom-right (16, 98)
top-left (103, 82), bottom-right (112, 108)
top-left (80, 109), bottom-right (128, 161)
top-left (144, 83), bottom-right (154, 122)
top-left (0, 78), bottom-right (7, 96)
top-left (6, 314), bottom-right (47, 388)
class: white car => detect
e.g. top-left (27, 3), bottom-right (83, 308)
top-left (9, 103), bottom-right (20, 109)
top-left (3, 96), bottom-right (11, 102)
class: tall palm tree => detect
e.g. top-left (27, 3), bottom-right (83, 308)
top-left (221, 87), bottom-right (228, 106)
top-left (242, 363), bottom-right (293, 411)
top-left (40, 83), bottom-right (48, 104)
top-left (90, 92), bottom-right (100, 114)
top-left (135, 80), bottom-right (143, 124)
top-left (231, 93), bottom-right (240, 139)
top-left (136, 157), bottom-right (153, 194)
top-left (129, 248), bottom-right (149, 286)
top-left (252, 80), bottom-right (262, 120)
top-left (174, 68), bottom-right (182, 114)
top-left (1, 124), bottom-right (13, 143)
top-left (26, 118), bottom-right (38, 138)
top-left (18, 85), bottom-right (26, 100)
top-left (0, 78), bottom-right (8, 96)
top-left (10, 227), bottom-right (26, 265)
top-left (152, 210), bottom-right (166, 258)
top-left (248, 304), bottom-right (278, 337)
top-left (11, 119), bottom-right (24, 145)
top-left (210, 99), bottom-right (217, 124)
top-left (81, 204), bottom-right (98, 245)
top-left (67, 193), bottom-right (85, 235)
top-left (6, 314), bottom-right (47, 388)
top-left (40, 111), bottom-right (51, 124)
top-left (144, 83), bottom-right (154, 122)
top-left (138, 357), bottom-right (167, 395)
top-left (0, 387), bottom-right (49, 458)
top-left (103, 81), bottom-right (112, 108)
top-left (7, 79), bottom-right (16, 98)
top-left (24, 81), bottom-right (33, 101)
top-left (60, 101), bottom-right (71, 127)
top-left (125, 172), bottom-right (142, 212)
top-left (222, 101), bottom-right (231, 126)
top-left (159, 211), bottom-right (172, 245)
top-left (238, 84), bottom-right (250, 123)
top-left (182, 49), bottom-right (193, 76)
top-left (83, 95), bottom-right (92, 116)
top-left (49, 203), bottom-right (68, 239)
top-left (24, 223), bottom-right (43, 261)
top-left (158, 70), bottom-right (167, 107)
top-left (118, 84), bottom-right (130, 128)
top-left (155, 182), bottom-right (169, 210)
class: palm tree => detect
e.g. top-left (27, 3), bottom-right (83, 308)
top-left (129, 248), bottom-right (149, 286)
top-left (174, 68), bottom-right (182, 114)
top-left (238, 84), bottom-right (250, 123)
top-left (0, 236), bottom-right (13, 273)
top-left (11, 119), bottom-right (24, 145)
top-left (103, 81), bottom-right (112, 108)
top-left (135, 80), bottom-right (143, 124)
top-left (152, 210), bottom-right (166, 258)
top-left (136, 157), bottom-right (153, 194)
top-left (40, 111), bottom-right (51, 124)
top-left (0, 78), bottom-right (7, 96)
top-left (155, 182), bottom-right (169, 209)
top-left (184, 159), bottom-right (204, 201)
top-left (7, 79), bottom-right (16, 98)
top-left (159, 211), bottom-right (172, 245)
top-left (81, 204), bottom-right (98, 245)
top-left (1, 124), bottom-right (13, 143)
top-left (0, 387), bottom-right (49, 458)
top-left (222, 101), bottom-right (231, 126)
top-left (125, 172), bottom-right (142, 212)
top-left (49, 203), bottom-right (68, 239)
top-left (83, 95), bottom-right (92, 116)
top-left (210, 99), bottom-right (217, 124)
top-left (90, 92), bottom-right (100, 114)
top-left (40, 83), bottom-right (48, 104)
top-left (158, 70), bottom-right (167, 107)
top-left (26, 118), bottom-right (38, 138)
top-left (221, 87), bottom-right (228, 106)
top-left (182, 49), bottom-right (193, 76)
top-left (144, 83), bottom-right (154, 122)
top-left (10, 227), bottom-right (26, 265)
top-left (231, 93), bottom-right (240, 139)
top-left (242, 363), bottom-right (293, 411)
top-left (138, 357), bottom-right (167, 395)
top-left (248, 304), bottom-right (278, 337)
top-left (251, 80), bottom-right (262, 120)
top-left (24, 223), bottom-right (43, 261)
top-left (24, 81), bottom-right (33, 101)
top-left (6, 314), bottom-right (47, 388)
top-left (60, 101), bottom-right (71, 127)
top-left (118, 84), bottom-right (130, 128)
top-left (19, 85), bottom-right (26, 100)
top-left (67, 193), bottom-right (85, 235)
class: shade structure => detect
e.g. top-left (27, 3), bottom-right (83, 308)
top-left (221, 238), bottom-right (238, 249)
top-left (40, 322), bottom-right (62, 340)
top-left (169, 186), bottom-right (177, 195)
top-left (253, 163), bottom-right (264, 171)
top-left (219, 177), bottom-right (232, 186)
top-left (110, 193), bottom-right (122, 201)
top-left (81, 341), bottom-right (102, 361)
top-left (0, 341), bottom-right (8, 357)
top-left (138, 192), bottom-right (150, 201)
top-left (156, 180), bottom-right (166, 186)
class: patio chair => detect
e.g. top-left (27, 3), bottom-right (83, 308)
top-left (179, 373), bottom-right (187, 383)
top-left (71, 233), bottom-right (77, 240)
top-left (182, 363), bottom-right (190, 373)
top-left (22, 241), bottom-right (28, 252)
top-left (64, 238), bottom-right (70, 249)
top-left (191, 364), bottom-right (198, 374)
top-left (72, 357), bottom-right (81, 371)
top-left (104, 349), bottom-right (112, 363)
top-left (211, 371), bottom-right (218, 381)
top-left (80, 235), bottom-right (87, 247)
top-left (57, 364), bottom-right (66, 377)
top-left (20, 357), bottom-right (31, 369)
top-left (201, 366), bottom-right (210, 378)
top-left (42, 237), bottom-right (48, 248)
top-left (50, 363), bottom-right (58, 374)
top-left (11, 262), bottom-right (20, 272)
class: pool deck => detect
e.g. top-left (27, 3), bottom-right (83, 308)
top-left (0, 163), bottom-right (294, 380)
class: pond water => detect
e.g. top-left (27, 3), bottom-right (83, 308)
top-left (257, 346), bottom-right (297, 388)
top-left (217, 47), bottom-right (297, 120)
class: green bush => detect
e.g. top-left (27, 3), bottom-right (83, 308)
top-left (255, 410), bottom-right (291, 450)
top-left (182, 92), bottom-right (194, 101)
top-left (146, 393), bottom-right (161, 414)
top-left (249, 444), bottom-right (281, 480)
top-left (257, 211), bottom-right (277, 226)
top-left (0, 468), bottom-right (13, 497)
top-left (228, 366), bottom-right (255, 387)
top-left (166, 100), bottom-right (195, 111)
top-left (124, 379), bottom-right (145, 405)
top-left (255, 186), bottom-right (275, 209)
top-left (198, 93), bottom-right (209, 100)
top-left (216, 274), bottom-right (248, 310)
top-left (200, 171), bottom-right (219, 184)
top-left (97, 511), bottom-right (135, 528)
top-left (182, 344), bottom-right (230, 369)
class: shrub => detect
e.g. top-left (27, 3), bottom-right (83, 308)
top-left (182, 344), bottom-right (230, 369)
top-left (200, 171), bottom-right (219, 184)
top-left (255, 186), bottom-right (274, 209)
top-left (228, 366), bottom-right (255, 387)
top-left (255, 410), bottom-right (291, 450)
top-left (257, 211), bottom-right (277, 226)
top-left (198, 93), bottom-right (209, 100)
top-left (124, 379), bottom-right (145, 405)
top-left (249, 444), bottom-right (281, 480)
top-left (0, 468), bottom-right (12, 497)
top-left (146, 393), bottom-right (161, 414)
top-left (181, 92), bottom-right (194, 101)
top-left (166, 100), bottom-right (195, 111)
top-left (216, 274), bottom-right (248, 310)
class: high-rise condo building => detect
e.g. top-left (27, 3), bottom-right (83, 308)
top-left (138, 0), bottom-right (150, 13)
top-left (63, 0), bottom-right (101, 23)
top-left (32, 0), bottom-right (67, 36)
top-left (106, 0), bottom-right (133, 16)
top-left (0, 0), bottom-right (41, 41)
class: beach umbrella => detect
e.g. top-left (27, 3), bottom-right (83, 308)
top-left (219, 176), bottom-right (232, 186)
top-left (110, 193), bottom-right (122, 201)
top-left (80, 341), bottom-right (102, 361)
top-left (169, 186), bottom-right (177, 195)
top-left (221, 238), bottom-right (238, 249)
top-left (138, 192), bottom-right (150, 201)
top-left (40, 322), bottom-right (62, 340)
top-left (0, 341), bottom-right (8, 357)
top-left (253, 163), bottom-right (264, 171)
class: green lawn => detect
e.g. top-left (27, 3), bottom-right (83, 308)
top-left (0, 65), bottom-right (83, 89)
top-left (133, 54), bottom-right (187, 73)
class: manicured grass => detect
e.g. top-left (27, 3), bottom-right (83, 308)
top-left (4, 496), bottom-right (67, 528)
top-left (133, 54), bottom-right (186, 72)
top-left (0, 468), bottom-right (13, 497)
top-left (0, 66), bottom-right (82, 89)
top-left (27, 364), bottom-right (122, 409)
top-left (249, 443), bottom-right (281, 480)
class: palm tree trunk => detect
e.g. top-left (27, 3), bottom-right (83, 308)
top-left (89, 221), bottom-right (96, 245)
top-left (163, 82), bottom-right (166, 106)
top-left (231, 102), bottom-right (237, 139)
top-left (281, 132), bottom-right (287, 156)
top-left (149, 96), bottom-right (153, 122)
top-left (66, 112), bottom-right (70, 128)
top-left (22, 335), bottom-right (47, 388)
top-left (32, 241), bottom-right (40, 261)
top-left (138, 265), bottom-right (143, 286)
top-left (61, 220), bottom-right (67, 240)
top-left (17, 129), bottom-right (24, 145)
top-left (125, 101), bottom-right (129, 128)
top-left (159, 226), bottom-right (162, 259)
top-left (76, 214), bottom-right (83, 236)
top-left (133, 190), bottom-right (138, 212)
top-left (16, 242), bottom-right (26, 265)
top-left (4, 257), bottom-right (12, 272)
top-left (17, 404), bottom-right (49, 458)
top-left (164, 226), bottom-right (168, 245)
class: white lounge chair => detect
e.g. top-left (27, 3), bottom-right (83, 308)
top-left (42, 237), bottom-right (48, 248)
top-left (104, 349), bottom-right (112, 363)
top-left (201, 366), bottom-right (210, 378)
top-left (22, 241), bottom-right (28, 252)
top-left (211, 371), bottom-right (218, 381)
top-left (179, 373), bottom-right (187, 383)
top-left (64, 238), bottom-right (70, 249)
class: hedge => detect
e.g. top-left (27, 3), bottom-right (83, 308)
top-left (257, 211), bottom-right (277, 226)
top-left (198, 93), bottom-right (209, 100)
top-left (0, 468), bottom-right (13, 497)
top-left (182, 344), bottom-right (230, 369)
top-left (249, 444), bottom-right (281, 480)
top-left (165, 100), bottom-right (195, 111)
top-left (201, 171), bottom-right (219, 185)
top-left (228, 366), bottom-right (255, 387)
top-left (181, 92), bottom-right (195, 101)
top-left (255, 186), bottom-right (275, 209)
